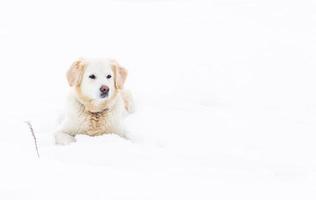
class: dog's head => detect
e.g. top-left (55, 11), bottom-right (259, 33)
top-left (67, 58), bottom-right (127, 108)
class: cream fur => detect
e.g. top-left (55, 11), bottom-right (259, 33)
top-left (54, 58), bottom-right (134, 145)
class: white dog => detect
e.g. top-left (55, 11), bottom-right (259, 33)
top-left (54, 58), bottom-right (134, 145)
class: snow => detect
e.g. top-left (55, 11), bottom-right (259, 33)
top-left (0, 0), bottom-right (316, 199)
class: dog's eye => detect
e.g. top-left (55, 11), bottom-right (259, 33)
top-left (89, 74), bottom-right (96, 79)
top-left (106, 74), bottom-right (112, 79)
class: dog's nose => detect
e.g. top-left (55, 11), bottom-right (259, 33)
top-left (100, 85), bottom-right (109, 93)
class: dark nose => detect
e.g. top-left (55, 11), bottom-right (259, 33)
top-left (100, 85), bottom-right (109, 93)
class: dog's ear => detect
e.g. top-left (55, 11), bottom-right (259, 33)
top-left (112, 60), bottom-right (128, 90)
top-left (67, 58), bottom-right (86, 87)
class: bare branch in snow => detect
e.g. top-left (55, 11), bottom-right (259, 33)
top-left (25, 121), bottom-right (40, 158)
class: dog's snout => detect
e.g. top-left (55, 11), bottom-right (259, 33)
top-left (100, 85), bottom-right (109, 93)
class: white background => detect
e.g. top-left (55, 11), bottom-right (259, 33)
top-left (0, 0), bottom-right (315, 199)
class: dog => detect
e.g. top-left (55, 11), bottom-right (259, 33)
top-left (54, 58), bottom-right (134, 145)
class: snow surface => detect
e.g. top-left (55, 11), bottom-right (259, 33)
top-left (0, 0), bottom-right (316, 199)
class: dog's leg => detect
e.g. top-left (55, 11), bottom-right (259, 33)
top-left (116, 129), bottom-right (129, 139)
top-left (55, 131), bottom-right (76, 145)
top-left (121, 90), bottom-right (135, 113)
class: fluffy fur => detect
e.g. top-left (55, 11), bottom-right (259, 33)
top-left (54, 58), bottom-right (134, 145)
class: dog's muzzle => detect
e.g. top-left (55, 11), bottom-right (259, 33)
top-left (100, 85), bottom-right (109, 98)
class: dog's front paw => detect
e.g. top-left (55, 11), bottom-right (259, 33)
top-left (55, 132), bottom-right (76, 145)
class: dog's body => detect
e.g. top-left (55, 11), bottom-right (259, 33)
top-left (55, 58), bottom-right (134, 145)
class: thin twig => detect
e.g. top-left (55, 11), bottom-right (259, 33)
top-left (25, 121), bottom-right (40, 158)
